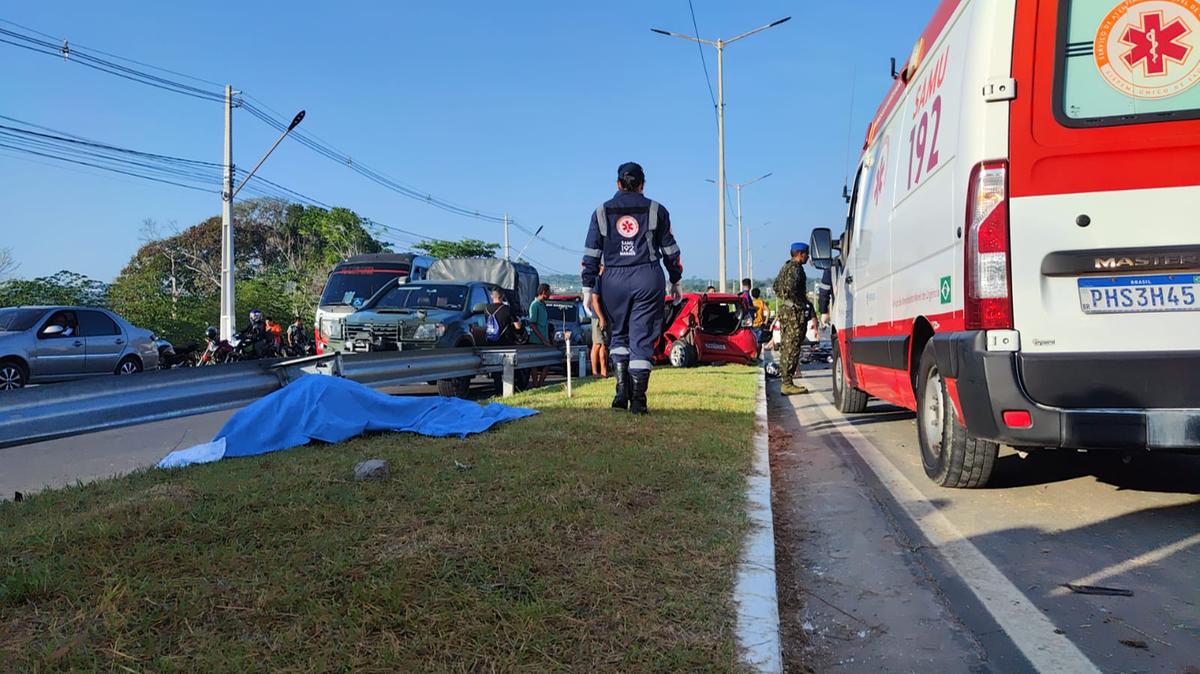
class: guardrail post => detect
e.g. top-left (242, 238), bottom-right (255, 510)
top-left (502, 353), bottom-right (515, 397)
top-left (566, 340), bottom-right (573, 398)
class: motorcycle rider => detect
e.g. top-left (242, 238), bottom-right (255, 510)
top-left (286, 317), bottom-right (311, 356)
top-left (238, 309), bottom-right (275, 358)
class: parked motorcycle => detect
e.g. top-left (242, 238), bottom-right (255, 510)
top-left (199, 327), bottom-right (286, 365)
top-left (197, 328), bottom-right (235, 366)
top-left (156, 339), bottom-right (200, 369)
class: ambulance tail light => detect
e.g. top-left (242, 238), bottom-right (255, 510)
top-left (964, 160), bottom-right (1013, 330)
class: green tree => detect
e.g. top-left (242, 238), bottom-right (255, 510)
top-left (0, 270), bottom-right (108, 307)
top-left (108, 198), bottom-right (389, 343)
top-left (412, 238), bottom-right (499, 259)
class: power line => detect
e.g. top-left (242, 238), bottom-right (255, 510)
top-left (0, 114), bottom-right (439, 251)
top-left (0, 139), bottom-right (218, 193)
top-left (0, 18), bottom-right (226, 88)
top-left (0, 27), bottom-right (225, 101)
top-left (0, 19), bottom-right (583, 257)
top-left (687, 0), bottom-right (718, 110)
top-left (241, 101), bottom-right (582, 255)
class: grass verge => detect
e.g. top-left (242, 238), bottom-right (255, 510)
top-left (0, 366), bottom-right (759, 672)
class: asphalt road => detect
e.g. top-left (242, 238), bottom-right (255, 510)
top-left (771, 368), bottom-right (1200, 673)
top-left (0, 375), bottom-right (565, 501)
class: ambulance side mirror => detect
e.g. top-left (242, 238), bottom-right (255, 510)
top-left (810, 227), bottom-right (834, 270)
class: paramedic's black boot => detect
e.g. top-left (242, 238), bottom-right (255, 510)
top-left (630, 369), bottom-right (650, 415)
top-left (611, 361), bottom-right (631, 410)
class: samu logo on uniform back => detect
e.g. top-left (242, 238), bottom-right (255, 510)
top-left (616, 215), bottom-right (640, 238)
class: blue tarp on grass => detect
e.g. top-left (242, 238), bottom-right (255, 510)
top-left (157, 375), bottom-right (537, 469)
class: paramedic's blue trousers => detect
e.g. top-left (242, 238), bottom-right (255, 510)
top-left (599, 262), bottom-right (665, 372)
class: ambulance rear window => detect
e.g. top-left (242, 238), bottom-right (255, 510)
top-left (1057, 0), bottom-right (1200, 126)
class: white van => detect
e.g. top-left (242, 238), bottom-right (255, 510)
top-left (810, 0), bottom-right (1200, 487)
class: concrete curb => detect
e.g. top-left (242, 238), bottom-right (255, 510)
top-left (734, 369), bottom-right (783, 673)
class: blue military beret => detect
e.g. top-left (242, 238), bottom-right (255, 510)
top-left (790, 242), bottom-right (809, 254)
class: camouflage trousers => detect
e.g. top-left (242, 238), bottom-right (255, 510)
top-left (778, 306), bottom-right (805, 380)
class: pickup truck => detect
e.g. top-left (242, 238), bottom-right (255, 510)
top-left (328, 258), bottom-right (541, 397)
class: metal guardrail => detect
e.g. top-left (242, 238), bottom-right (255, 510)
top-left (0, 345), bottom-right (566, 449)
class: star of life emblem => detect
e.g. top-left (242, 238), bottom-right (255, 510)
top-left (615, 215), bottom-right (640, 239)
top-left (1095, 0), bottom-right (1200, 99)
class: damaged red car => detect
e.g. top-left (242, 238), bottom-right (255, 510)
top-left (655, 292), bottom-right (759, 367)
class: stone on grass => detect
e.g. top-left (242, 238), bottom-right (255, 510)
top-left (354, 459), bottom-right (390, 481)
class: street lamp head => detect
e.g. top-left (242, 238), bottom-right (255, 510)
top-left (769, 17), bottom-right (792, 28)
top-left (288, 110), bottom-right (306, 131)
top-left (650, 28), bottom-right (671, 36)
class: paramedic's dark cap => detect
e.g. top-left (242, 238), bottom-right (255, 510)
top-left (617, 162), bottom-right (645, 183)
top-left (791, 242), bottom-right (809, 254)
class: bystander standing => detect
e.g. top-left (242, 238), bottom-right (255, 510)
top-left (585, 284), bottom-right (609, 378)
top-left (527, 283), bottom-right (552, 387)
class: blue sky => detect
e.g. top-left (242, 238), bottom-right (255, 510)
top-left (2, 1), bottom-right (937, 284)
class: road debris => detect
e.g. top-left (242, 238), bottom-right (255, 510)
top-left (1119, 639), bottom-right (1149, 650)
top-left (1062, 583), bottom-right (1133, 597)
top-left (1106, 616), bottom-right (1172, 647)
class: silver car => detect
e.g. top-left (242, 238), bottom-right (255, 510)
top-left (0, 306), bottom-right (160, 390)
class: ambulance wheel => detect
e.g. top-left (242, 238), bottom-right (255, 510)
top-left (437, 376), bottom-right (471, 398)
top-left (669, 340), bottom-right (696, 368)
top-left (831, 341), bottom-right (868, 413)
top-left (915, 342), bottom-right (998, 488)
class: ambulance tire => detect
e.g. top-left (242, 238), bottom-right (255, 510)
top-left (915, 342), bottom-right (998, 489)
top-left (831, 340), bottom-right (868, 413)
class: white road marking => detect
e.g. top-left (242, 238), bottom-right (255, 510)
top-left (1051, 532), bottom-right (1200, 597)
top-left (802, 392), bottom-right (1102, 674)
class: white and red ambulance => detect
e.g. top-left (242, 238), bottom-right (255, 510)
top-left (809, 0), bottom-right (1200, 487)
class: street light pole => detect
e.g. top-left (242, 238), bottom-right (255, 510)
top-left (717, 40), bottom-right (727, 292)
top-left (747, 225), bottom-right (753, 282)
top-left (735, 183), bottom-right (742, 282)
top-left (218, 94), bottom-right (305, 340)
top-left (503, 213), bottom-right (511, 260)
top-left (220, 85), bottom-right (235, 340)
top-left (652, 17), bottom-right (790, 293)
top-left (708, 171), bottom-right (771, 286)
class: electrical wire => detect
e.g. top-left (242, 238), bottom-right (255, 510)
top-left (687, 0), bottom-right (718, 110)
top-left (0, 19), bottom-right (583, 258)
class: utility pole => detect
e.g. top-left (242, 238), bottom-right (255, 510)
top-left (218, 89), bottom-right (304, 340)
top-left (735, 181), bottom-right (742, 282)
top-left (707, 172), bottom-right (770, 286)
top-left (747, 226), bottom-right (753, 282)
top-left (652, 17), bottom-right (790, 293)
top-left (219, 84), bottom-right (235, 340)
top-left (503, 213), bottom-right (511, 260)
top-left (717, 41), bottom-right (727, 292)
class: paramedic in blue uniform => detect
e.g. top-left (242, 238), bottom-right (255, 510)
top-left (582, 162), bottom-right (684, 415)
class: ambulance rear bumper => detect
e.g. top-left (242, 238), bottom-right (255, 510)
top-left (930, 331), bottom-right (1200, 451)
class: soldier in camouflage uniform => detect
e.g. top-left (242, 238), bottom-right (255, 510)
top-left (773, 242), bottom-right (817, 395)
